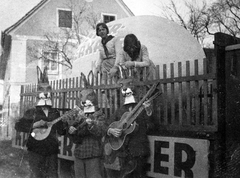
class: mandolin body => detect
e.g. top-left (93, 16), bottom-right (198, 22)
top-left (31, 124), bottom-right (53, 141)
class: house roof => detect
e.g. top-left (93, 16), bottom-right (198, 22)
top-left (116, 0), bottom-right (134, 16)
top-left (2, 0), bottom-right (134, 35)
top-left (3, 0), bottom-right (48, 35)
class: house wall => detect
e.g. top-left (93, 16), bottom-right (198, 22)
top-left (10, 38), bottom-right (27, 84)
top-left (14, 0), bottom-right (131, 37)
top-left (26, 39), bottom-right (42, 83)
top-left (0, 37), bottom-right (28, 139)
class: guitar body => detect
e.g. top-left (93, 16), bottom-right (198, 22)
top-left (108, 111), bottom-right (137, 150)
top-left (31, 124), bottom-right (53, 141)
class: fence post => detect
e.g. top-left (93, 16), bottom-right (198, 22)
top-left (213, 32), bottom-right (240, 177)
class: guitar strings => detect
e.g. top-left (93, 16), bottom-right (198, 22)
top-left (18, 106), bottom-right (81, 167)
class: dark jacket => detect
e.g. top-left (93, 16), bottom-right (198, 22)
top-left (107, 103), bottom-right (153, 158)
top-left (72, 109), bottom-right (108, 159)
top-left (15, 107), bottom-right (66, 156)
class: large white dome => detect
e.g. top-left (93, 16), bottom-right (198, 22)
top-left (72, 15), bottom-right (205, 77)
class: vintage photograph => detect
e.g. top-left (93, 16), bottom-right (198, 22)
top-left (0, 0), bottom-right (240, 177)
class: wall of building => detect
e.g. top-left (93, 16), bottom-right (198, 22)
top-left (13, 0), bottom-right (131, 37)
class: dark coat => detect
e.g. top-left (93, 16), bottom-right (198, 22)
top-left (15, 107), bottom-right (66, 156)
top-left (72, 109), bottom-right (108, 159)
top-left (108, 103), bottom-right (153, 158)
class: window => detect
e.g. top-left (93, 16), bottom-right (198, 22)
top-left (42, 51), bottom-right (59, 74)
top-left (102, 14), bottom-right (116, 23)
top-left (58, 9), bottom-right (72, 28)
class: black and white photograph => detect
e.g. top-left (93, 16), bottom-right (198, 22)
top-left (0, 0), bottom-right (240, 177)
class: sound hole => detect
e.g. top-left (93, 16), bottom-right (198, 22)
top-left (122, 123), bottom-right (127, 130)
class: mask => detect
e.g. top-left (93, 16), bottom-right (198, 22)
top-left (36, 66), bottom-right (52, 106)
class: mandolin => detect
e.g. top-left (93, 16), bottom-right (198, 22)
top-left (31, 105), bottom-right (84, 140)
top-left (107, 82), bottom-right (161, 151)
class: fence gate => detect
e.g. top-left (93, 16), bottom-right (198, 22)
top-left (12, 32), bottom-right (240, 178)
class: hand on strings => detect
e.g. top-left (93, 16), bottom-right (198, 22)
top-left (108, 128), bottom-right (122, 137)
top-left (33, 120), bottom-right (46, 128)
top-left (68, 126), bottom-right (77, 134)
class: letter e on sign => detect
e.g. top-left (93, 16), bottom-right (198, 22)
top-left (147, 136), bottom-right (209, 178)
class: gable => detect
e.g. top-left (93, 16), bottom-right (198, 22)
top-left (7, 0), bottom-right (133, 37)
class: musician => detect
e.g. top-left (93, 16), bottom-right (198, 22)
top-left (15, 67), bottom-right (67, 178)
top-left (67, 73), bottom-right (108, 178)
top-left (104, 77), bottom-right (154, 178)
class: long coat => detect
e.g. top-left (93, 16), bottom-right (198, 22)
top-left (15, 106), bottom-right (66, 156)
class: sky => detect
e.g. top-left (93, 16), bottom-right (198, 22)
top-left (123, 0), bottom-right (165, 16)
top-left (0, 0), bottom-right (42, 31)
top-left (123, 0), bottom-right (217, 19)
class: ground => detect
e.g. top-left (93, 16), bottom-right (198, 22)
top-left (0, 140), bottom-right (30, 178)
top-left (0, 140), bottom-right (75, 178)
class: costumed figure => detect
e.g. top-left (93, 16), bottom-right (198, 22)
top-left (67, 71), bottom-right (108, 178)
top-left (15, 66), bottom-right (67, 178)
top-left (103, 68), bottom-right (160, 178)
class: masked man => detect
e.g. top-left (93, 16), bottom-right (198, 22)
top-left (15, 66), bottom-right (67, 178)
top-left (67, 72), bottom-right (108, 178)
top-left (104, 77), bottom-right (156, 178)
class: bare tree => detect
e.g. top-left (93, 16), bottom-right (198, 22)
top-left (29, 0), bottom-right (99, 70)
top-left (161, 0), bottom-right (211, 46)
top-left (206, 0), bottom-right (240, 37)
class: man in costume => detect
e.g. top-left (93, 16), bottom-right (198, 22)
top-left (104, 76), bottom-right (156, 178)
top-left (67, 72), bottom-right (108, 178)
top-left (15, 66), bottom-right (67, 178)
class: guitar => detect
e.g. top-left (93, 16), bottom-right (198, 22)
top-left (107, 82), bottom-right (161, 151)
top-left (31, 105), bottom-right (84, 140)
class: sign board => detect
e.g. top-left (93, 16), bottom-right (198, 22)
top-left (13, 131), bottom-right (209, 177)
top-left (147, 136), bottom-right (209, 178)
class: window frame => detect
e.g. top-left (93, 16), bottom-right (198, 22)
top-left (101, 13), bottom-right (117, 23)
top-left (39, 50), bottom-right (60, 75)
top-left (57, 8), bottom-right (73, 28)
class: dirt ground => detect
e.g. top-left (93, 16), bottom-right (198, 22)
top-left (0, 140), bottom-right (31, 178)
top-left (0, 140), bottom-right (75, 178)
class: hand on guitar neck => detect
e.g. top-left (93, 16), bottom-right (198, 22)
top-left (68, 117), bottom-right (96, 134)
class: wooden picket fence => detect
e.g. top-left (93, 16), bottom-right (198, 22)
top-left (19, 58), bottom-right (217, 133)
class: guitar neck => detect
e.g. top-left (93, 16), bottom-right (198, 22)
top-left (51, 106), bottom-right (83, 126)
top-left (127, 91), bottom-right (161, 125)
top-left (51, 115), bottom-right (65, 125)
top-left (125, 82), bottom-right (159, 121)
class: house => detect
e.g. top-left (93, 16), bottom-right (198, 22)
top-left (0, 0), bottom-right (134, 139)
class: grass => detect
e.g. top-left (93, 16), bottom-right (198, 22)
top-left (0, 140), bottom-right (31, 178)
